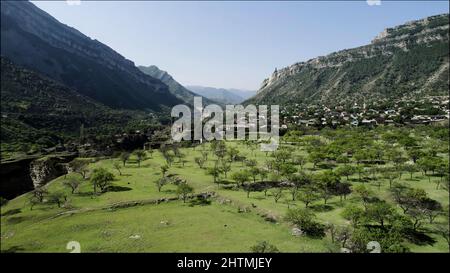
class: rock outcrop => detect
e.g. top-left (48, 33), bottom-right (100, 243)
top-left (250, 14), bottom-right (449, 106)
top-left (0, 153), bottom-right (77, 199)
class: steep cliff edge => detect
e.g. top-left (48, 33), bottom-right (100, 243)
top-left (0, 153), bottom-right (77, 199)
top-left (249, 14), bottom-right (449, 106)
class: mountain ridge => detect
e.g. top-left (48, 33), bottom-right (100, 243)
top-left (0, 1), bottom-right (182, 111)
top-left (187, 85), bottom-right (256, 105)
top-left (248, 13), bottom-right (449, 107)
top-left (138, 65), bottom-right (214, 105)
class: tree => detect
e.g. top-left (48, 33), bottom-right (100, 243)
top-left (177, 182), bottom-right (194, 203)
top-left (288, 172), bottom-right (311, 201)
top-left (231, 170), bottom-right (250, 188)
top-left (113, 162), bottom-right (122, 176)
top-left (28, 195), bottom-right (41, 210)
top-left (354, 165), bottom-right (366, 182)
top-left (334, 182), bottom-right (352, 201)
top-left (249, 167), bottom-right (260, 183)
top-left (155, 176), bottom-right (170, 192)
top-left (259, 169), bottom-right (269, 182)
top-left (407, 149), bottom-right (424, 163)
top-left (63, 179), bottom-right (81, 194)
top-left (297, 186), bottom-right (320, 208)
top-left (227, 147), bottom-right (240, 162)
top-left (160, 164), bottom-right (169, 177)
top-left (335, 165), bottom-right (356, 181)
top-left (403, 163), bottom-right (418, 180)
top-left (421, 198), bottom-right (443, 224)
top-left (194, 157), bottom-right (205, 169)
top-left (120, 152), bottom-right (130, 167)
top-left (342, 205), bottom-right (365, 228)
top-left (285, 208), bottom-right (325, 237)
top-left (31, 187), bottom-right (48, 202)
top-left (47, 192), bottom-right (66, 208)
top-left (309, 151), bottom-right (326, 169)
top-left (382, 169), bottom-right (398, 188)
top-left (315, 171), bottom-right (340, 204)
top-left (292, 155), bottom-right (306, 170)
top-left (353, 185), bottom-right (374, 209)
top-left (273, 149), bottom-right (291, 164)
top-left (220, 160), bottom-right (231, 178)
top-left (365, 202), bottom-right (396, 228)
top-left (90, 168), bottom-right (115, 193)
top-left (148, 148), bottom-right (154, 158)
top-left (270, 188), bottom-right (284, 203)
top-left (134, 150), bottom-right (146, 167)
top-left (69, 160), bottom-right (89, 180)
top-left (208, 165), bottom-right (223, 188)
top-left (250, 241), bottom-right (279, 253)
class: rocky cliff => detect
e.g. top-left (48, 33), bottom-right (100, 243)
top-left (250, 14), bottom-right (449, 106)
top-left (1, 1), bottom-right (181, 110)
top-left (0, 153), bottom-right (76, 199)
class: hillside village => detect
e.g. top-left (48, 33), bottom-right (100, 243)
top-left (281, 95), bottom-right (449, 128)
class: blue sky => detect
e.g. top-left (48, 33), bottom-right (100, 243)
top-left (31, 1), bottom-right (449, 90)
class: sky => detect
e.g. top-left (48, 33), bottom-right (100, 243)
top-left (31, 1), bottom-right (449, 90)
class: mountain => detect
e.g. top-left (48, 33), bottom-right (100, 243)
top-left (186, 86), bottom-right (256, 105)
top-left (0, 1), bottom-right (181, 111)
top-left (247, 14), bottom-right (449, 107)
top-left (138, 65), bottom-right (212, 105)
top-left (1, 57), bottom-right (152, 150)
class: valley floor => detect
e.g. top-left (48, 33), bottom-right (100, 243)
top-left (1, 140), bottom-right (449, 252)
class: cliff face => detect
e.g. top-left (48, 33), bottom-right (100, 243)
top-left (0, 1), bottom-right (182, 110)
top-left (0, 154), bottom-right (77, 199)
top-left (251, 14), bottom-right (449, 106)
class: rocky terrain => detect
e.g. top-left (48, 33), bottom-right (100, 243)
top-left (0, 1), bottom-right (181, 110)
top-left (248, 14), bottom-right (449, 107)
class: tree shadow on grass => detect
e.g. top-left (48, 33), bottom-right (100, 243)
top-left (1, 208), bottom-right (22, 216)
top-left (310, 204), bottom-right (334, 212)
top-left (2, 246), bottom-right (25, 253)
top-left (405, 230), bottom-right (437, 246)
top-left (162, 189), bottom-right (176, 194)
top-left (252, 196), bottom-right (267, 201)
top-left (106, 185), bottom-right (132, 192)
top-left (77, 192), bottom-right (95, 197)
top-left (7, 216), bottom-right (27, 224)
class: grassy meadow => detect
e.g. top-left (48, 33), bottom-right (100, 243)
top-left (1, 133), bottom-right (449, 253)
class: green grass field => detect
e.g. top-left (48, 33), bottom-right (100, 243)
top-left (1, 141), bottom-right (448, 252)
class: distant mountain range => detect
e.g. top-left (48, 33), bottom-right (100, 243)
top-left (247, 13), bottom-right (449, 107)
top-left (138, 65), bottom-right (214, 105)
top-left (1, 1), bottom-right (181, 111)
top-left (186, 85), bottom-right (256, 105)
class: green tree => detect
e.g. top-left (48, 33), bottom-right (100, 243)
top-left (250, 241), bottom-right (279, 253)
top-left (297, 186), bottom-right (320, 208)
top-left (285, 208), bottom-right (325, 237)
top-left (231, 170), bottom-right (250, 187)
top-left (342, 205), bottom-right (365, 228)
top-left (63, 179), bottom-right (81, 194)
top-left (120, 152), bottom-right (130, 167)
top-left (113, 162), bottom-right (122, 176)
top-left (90, 168), bottom-right (115, 193)
top-left (177, 183), bottom-right (194, 203)
top-left (134, 150), bottom-right (146, 167)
